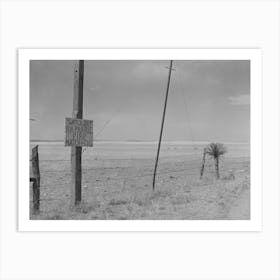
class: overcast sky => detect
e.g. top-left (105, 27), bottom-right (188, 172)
top-left (30, 60), bottom-right (250, 142)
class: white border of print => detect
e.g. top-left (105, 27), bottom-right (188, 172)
top-left (18, 49), bottom-right (262, 232)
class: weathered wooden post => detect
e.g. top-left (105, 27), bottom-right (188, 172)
top-left (71, 60), bottom-right (84, 206)
top-left (65, 60), bottom-right (93, 207)
top-left (200, 148), bottom-right (206, 179)
top-left (152, 60), bottom-right (174, 191)
top-left (31, 145), bottom-right (40, 213)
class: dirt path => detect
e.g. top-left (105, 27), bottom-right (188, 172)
top-left (227, 189), bottom-right (250, 220)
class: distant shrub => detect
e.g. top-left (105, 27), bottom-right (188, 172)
top-left (108, 198), bottom-right (128, 206)
top-left (205, 143), bottom-right (227, 179)
top-left (222, 173), bottom-right (235, 180)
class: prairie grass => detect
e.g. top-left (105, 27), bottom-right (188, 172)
top-left (30, 142), bottom-right (250, 220)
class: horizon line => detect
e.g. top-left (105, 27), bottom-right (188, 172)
top-left (30, 139), bottom-right (250, 144)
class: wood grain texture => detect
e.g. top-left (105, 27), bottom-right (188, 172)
top-left (71, 60), bottom-right (84, 206)
top-left (31, 145), bottom-right (40, 213)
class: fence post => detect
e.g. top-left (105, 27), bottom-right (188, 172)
top-left (31, 145), bottom-right (40, 213)
top-left (200, 148), bottom-right (206, 179)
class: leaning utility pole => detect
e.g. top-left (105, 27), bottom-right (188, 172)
top-left (71, 60), bottom-right (84, 206)
top-left (152, 60), bottom-right (174, 191)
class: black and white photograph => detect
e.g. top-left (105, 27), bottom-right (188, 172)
top-left (28, 57), bottom-right (251, 221)
top-left (2, 1), bottom-right (280, 280)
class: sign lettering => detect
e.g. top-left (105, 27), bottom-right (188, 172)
top-left (65, 118), bottom-right (93, 147)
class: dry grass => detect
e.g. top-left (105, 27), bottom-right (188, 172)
top-left (30, 142), bottom-right (250, 220)
top-left (30, 154), bottom-right (250, 220)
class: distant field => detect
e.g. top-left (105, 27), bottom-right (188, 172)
top-left (29, 142), bottom-right (250, 220)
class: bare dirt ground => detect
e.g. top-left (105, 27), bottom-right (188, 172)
top-left (30, 142), bottom-right (250, 220)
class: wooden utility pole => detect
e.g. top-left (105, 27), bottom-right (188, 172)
top-left (71, 60), bottom-right (84, 206)
top-left (152, 60), bottom-right (173, 191)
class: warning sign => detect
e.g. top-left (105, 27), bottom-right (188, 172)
top-left (65, 118), bottom-right (93, 147)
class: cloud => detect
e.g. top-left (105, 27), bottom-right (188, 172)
top-left (131, 61), bottom-right (167, 80)
top-left (228, 94), bottom-right (250, 105)
top-left (206, 76), bottom-right (221, 85)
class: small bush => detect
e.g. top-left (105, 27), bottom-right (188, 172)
top-left (222, 173), bottom-right (235, 180)
top-left (108, 198), bottom-right (128, 206)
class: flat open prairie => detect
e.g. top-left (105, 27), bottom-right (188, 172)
top-left (30, 141), bottom-right (250, 220)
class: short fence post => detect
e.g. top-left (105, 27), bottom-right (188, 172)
top-left (31, 145), bottom-right (40, 213)
top-left (200, 148), bottom-right (206, 179)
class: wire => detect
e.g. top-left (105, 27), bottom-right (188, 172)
top-left (94, 93), bottom-right (130, 139)
top-left (176, 61), bottom-right (195, 144)
top-left (94, 111), bottom-right (121, 138)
